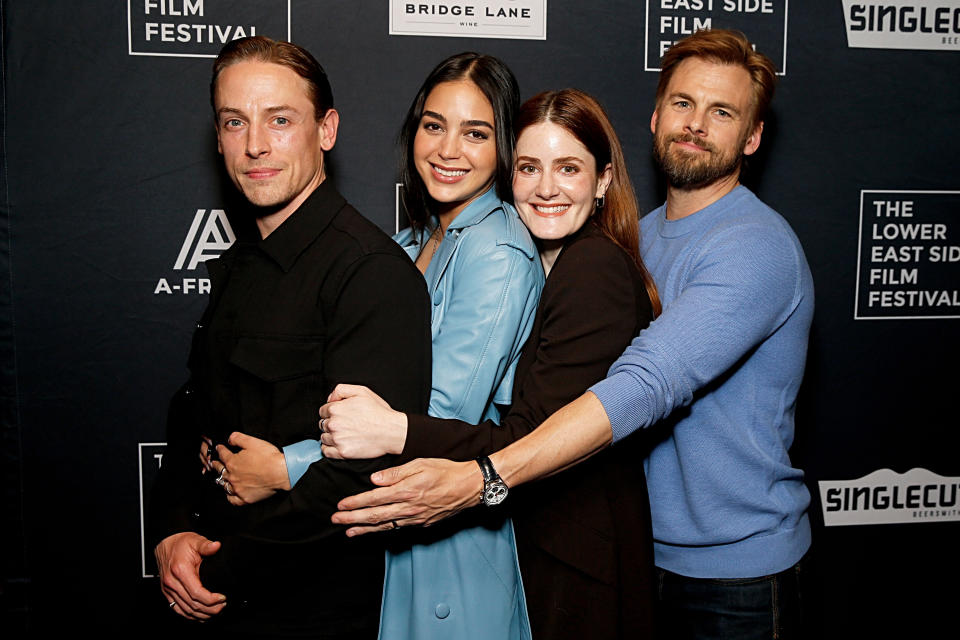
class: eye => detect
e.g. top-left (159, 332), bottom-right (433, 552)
top-left (517, 164), bottom-right (539, 175)
top-left (421, 121), bottom-right (443, 133)
top-left (559, 165), bottom-right (579, 175)
top-left (223, 118), bottom-right (244, 129)
top-left (714, 109), bottom-right (732, 119)
top-left (274, 116), bottom-right (290, 125)
top-left (465, 129), bottom-right (490, 141)
top-left (674, 100), bottom-right (691, 109)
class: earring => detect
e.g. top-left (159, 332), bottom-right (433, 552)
top-left (594, 195), bottom-right (605, 210)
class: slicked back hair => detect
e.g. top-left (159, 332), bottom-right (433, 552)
top-left (211, 35), bottom-right (333, 122)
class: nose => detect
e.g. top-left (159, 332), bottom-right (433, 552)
top-left (437, 131), bottom-right (460, 160)
top-left (535, 169), bottom-right (559, 200)
top-left (245, 123), bottom-right (270, 158)
top-left (684, 109), bottom-right (707, 137)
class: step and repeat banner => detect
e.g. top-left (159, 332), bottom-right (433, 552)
top-left (2, 1), bottom-right (958, 636)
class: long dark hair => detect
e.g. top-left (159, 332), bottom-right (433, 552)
top-left (398, 52), bottom-right (520, 232)
top-left (516, 89), bottom-right (661, 316)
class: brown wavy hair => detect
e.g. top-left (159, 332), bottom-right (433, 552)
top-left (516, 89), bottom-right (661, 316)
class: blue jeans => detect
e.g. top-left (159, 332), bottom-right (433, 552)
top-left (655, 557), bottom-right (806, 640)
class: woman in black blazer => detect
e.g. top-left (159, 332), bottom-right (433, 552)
top-left (323, 89), bottom-right (662, 639)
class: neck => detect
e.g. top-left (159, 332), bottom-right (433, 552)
top-left (664, 171), bottom-right (740, 221)
top-left (256, 170), bottom-right (325, 239)
top-left (538, 239), bottom-right (563, 277)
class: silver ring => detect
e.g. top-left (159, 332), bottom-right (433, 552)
top-left (169, 601), bottom-right (176, 609)
top-left (216, 467), bottom-right (227, 487)
top-left (224, 482), bottom-right (235, 496)
top-left (320, 417), bottom-right (327, 432)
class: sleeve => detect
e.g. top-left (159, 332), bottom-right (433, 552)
top-left (282, 439), bottom-right (323, 487)
top-left (590, 223), bottom-right (805, 442)
top-left (244, 252), bottom-right (432, 543)
top-left (426, 225), bottom-right (541, 423)
top-left (402, 236), bottom-right (651, 461)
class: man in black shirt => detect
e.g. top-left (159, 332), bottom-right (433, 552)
top-left (149, 36), bottom-right (431, 638)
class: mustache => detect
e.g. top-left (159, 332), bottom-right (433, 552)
top-left (669, 133), bottom-right (715, 153)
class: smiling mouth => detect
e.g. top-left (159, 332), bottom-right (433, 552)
top-left (431, 163), bottom-right (469, 179)
top-left (532, 203), bottom-right (570, 217)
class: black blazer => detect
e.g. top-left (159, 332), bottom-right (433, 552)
top-left (403, 221), bottom-right (656, 639)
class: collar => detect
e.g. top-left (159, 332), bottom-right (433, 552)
top-left (445, 186), bottom-right (503, 232)
top-left (255, 179), bottom-right (346, 272)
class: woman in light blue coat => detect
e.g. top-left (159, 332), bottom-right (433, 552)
top-left (369, 52), bottom-right (541, 640)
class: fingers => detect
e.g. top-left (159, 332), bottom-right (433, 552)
top-left (370, 461), bottom-right (420, 487)
top-left (345, 522), bottom-right (397, 537)
top-left (216, 444), bottom-right (234, 465)
top-left (227, 431), bottom-right (253, 449)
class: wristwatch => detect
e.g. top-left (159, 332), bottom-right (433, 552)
top-left (476, 456), bottom-right (508, 506)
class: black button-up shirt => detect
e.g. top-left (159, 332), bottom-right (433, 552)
top-left (151, 180), bottom-right (431, 635)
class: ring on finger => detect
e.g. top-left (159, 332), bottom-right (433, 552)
top-left (224, 481), bottom-right (235, 496)
top-left (216, 467), bottom-right (227, 487)
top-left (320, 417), bottom-right (327, 432)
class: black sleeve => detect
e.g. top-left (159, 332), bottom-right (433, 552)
top-left (401, 236), bottom-right (651, 462)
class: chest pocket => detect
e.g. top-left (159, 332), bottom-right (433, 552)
top-left (227, 335), bottom-right (325, 442)
top-left (229, 335), bottom-right (325, 381)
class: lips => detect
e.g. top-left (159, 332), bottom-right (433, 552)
top-left (671, 135), bottom-right (712, 153)
top-left (430, 163), bottom-right (469, 183)
top-left (531, 203), bottom-right (570, 217)
top-left (244, 167), bottom-right (281, 180)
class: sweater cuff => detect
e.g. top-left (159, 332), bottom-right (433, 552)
top-left (589, 372), bottom-right (653, 443)
top-left (282, 439), bottom-right (324, 487)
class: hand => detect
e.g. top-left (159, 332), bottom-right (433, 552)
top-left (212, 432), bottom-right (291, 506)
top-left (318, 384), bottom-right (407, 459)
top-left (331, 458), bottom-right (483, 536)
top-left (155, 532), bottom-right (226, 620)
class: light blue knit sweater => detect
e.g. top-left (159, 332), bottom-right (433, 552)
top-left (591, 186), bottom-right (814, 579)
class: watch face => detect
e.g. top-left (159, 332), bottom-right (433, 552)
top-left (483, 480), bottom-right (508, 506)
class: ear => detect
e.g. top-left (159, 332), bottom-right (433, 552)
top-left (596, 163), bottom-right (613, 199)
top-left (215, 122), bottom-right (223, 155)
top-left (319, 108), bottom-right (340, 152)
top-left (742, 121), bottom-right (763, 157)
top-left (650, 109), bottom-right (659, 135)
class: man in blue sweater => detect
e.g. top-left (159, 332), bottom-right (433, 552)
top-left (329, 28), bottom-right (813, 640)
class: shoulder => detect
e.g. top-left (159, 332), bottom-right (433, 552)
top-left (459, 201), bottom-right (538, 261)
top-left (554, 226), bottom-right (638, 284)
top-left (699, 190), bottom-right (806, 266)
top-left (329, 204), bottom-right (402, 256)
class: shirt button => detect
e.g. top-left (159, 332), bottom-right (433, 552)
top-left (435, 603), bottom-right (450, 619)
top-left (433, 290), bottom-right (443, 306)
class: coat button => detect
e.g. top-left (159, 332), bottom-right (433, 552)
top-left (435, 603), bottom-right (450, 619)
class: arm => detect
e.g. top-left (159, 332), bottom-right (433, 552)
top-left (249, 251), bottom-right (431, 542)
top-left (332, 226), bottom-right (804, 532)
top-left (401, 235), bottom-right (648, 461)
top-left (320, 234), bottom-right (643, 463)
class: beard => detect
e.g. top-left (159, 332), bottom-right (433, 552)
top-left (653, 130), bottom-right (744, 190)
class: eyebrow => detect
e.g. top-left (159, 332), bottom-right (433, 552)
top-left (552, 156), bottom-right (585, 164)
top-left (669, 92), bottom-right (743, 117)
top-left (422, 110), bottom-right (493, 129)
top-left (217, 105), bottom-right (300, 118)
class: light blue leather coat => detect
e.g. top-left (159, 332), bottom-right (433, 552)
top-left (283, 188), bottom-right (542, 639)
top-left (382, 187), bottom-right (542, 640)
